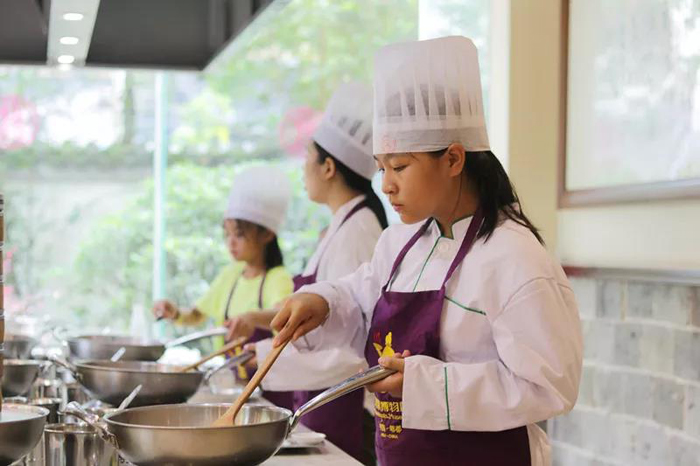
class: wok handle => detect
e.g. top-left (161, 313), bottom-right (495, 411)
top-left (63, 401), bottom-right (119, 449)
top-left (203, 350), bottom-right (255, 383)
top-left (165, 327), bottom-right (227, 348)
top-left (289, 365), bottom-right (396, 432)
top-left (48, 354), bottom-right (81, 381)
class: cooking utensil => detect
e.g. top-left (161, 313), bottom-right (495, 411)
top-left (64, 327), bottom-right (227, 361)
top-left (0, 403), bottom-right (49, 466)
top-left (213, 339), bottom-right (288, 427)
top-left (64, 365), bottom-right (394, 466)
top-left (116, 384), bottom-right (142, 411)
top-left (176, 336), bottom-right (246, 373)
top-left (44, 423), bottom-right (117, 466)
top-left (2, 360), bottom-right (43, 397)
top-left (110, 347), bottom-right (126, 362)
top-left (4, 334), bottom-right (39, 360)
top-left (50, 356), bottom-right (204, 407)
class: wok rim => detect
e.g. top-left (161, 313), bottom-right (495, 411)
top-left (75, 360), bottom-right (203, 376)
top-left (3, 359), bottom-right (43, 367)
top-left (103, 403), bottom-right (292, 431)
top-left (0, 403), bottom-right (50, 425)
top-left (67, 335), bottom-right (165, 350)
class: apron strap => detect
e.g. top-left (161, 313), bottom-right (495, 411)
top-left (309, 198), bottom-right (369, 276)
top-left (223, 269), bottom-right (269, 320)
top-left (223, 274), bottom-right (242, 321)
top-left (257, 270), bottom-right (268, 309)
top-left (384, 218), bottom-right (433, 289)
top-left (441, 208), bottom-right (484, 287)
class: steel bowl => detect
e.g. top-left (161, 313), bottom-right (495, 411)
top-left (2, 359), bottom-right (43, 396)
top-left (0, 404), bottom-right (49, 466)
top-left (4, 334), bottom-right (39, 359)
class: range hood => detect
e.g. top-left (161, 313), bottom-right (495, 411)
top-left (0, 0), bottom-right (282, 70)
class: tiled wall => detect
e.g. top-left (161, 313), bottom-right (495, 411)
top-left (549, 276), bottom-right (700, 466)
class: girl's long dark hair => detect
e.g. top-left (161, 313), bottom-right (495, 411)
top-left (314, 141), bottom-right (389, 229)
top-left (232, 219), bottom-right (284, 269)
top-left (430, 148), bottom-right (543, 244)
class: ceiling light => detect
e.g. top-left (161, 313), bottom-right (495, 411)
top-left (60, 36), bottom-right (80, 45)
top-left (57, 55), bottom-right (75, 64)
top-left (63, 13), bottom-right (84, 21)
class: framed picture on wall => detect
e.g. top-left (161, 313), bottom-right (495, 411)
top-left (559, 0), bottom-right (700, 206)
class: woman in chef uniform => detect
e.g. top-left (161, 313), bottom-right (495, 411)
top-left (270, 36), bottom-right (583, 466)
top-left (227, 82), bottom-right (387, 463)
top-left (153, 165), bottom-right (295, 409)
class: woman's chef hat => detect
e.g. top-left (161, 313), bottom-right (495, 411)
top-left (373, 36), bottom-right (490, 155)
top-left (313, 81), bottom-right (377, 180)
top-left (225, 165), bottom-right (291, 234)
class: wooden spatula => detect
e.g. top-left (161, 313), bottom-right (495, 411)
top-left (212, 339), bottom-right (290, 427)
top-left (177, 336), bottom-right (247, 373)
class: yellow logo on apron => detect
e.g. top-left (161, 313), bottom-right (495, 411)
top-left (373, 331), bottom-right (396, 358)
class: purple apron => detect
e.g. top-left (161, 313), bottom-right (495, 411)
top-left (291, 200), bottom-right (369, 462)
top-left (223, 271), bottom-right (294, 410)
top-left (364, 211), bottom-right (532, 466)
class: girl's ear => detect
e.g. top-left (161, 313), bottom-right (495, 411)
top-left (445, 143), bottom-right (466, 177)
top-left (258, 228), bottom-right (275, 246)
top-left (322, 156), bottom-right (337, 181)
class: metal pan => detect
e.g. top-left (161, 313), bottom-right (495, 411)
top-left (64, 365), bottom-right (394, 466)
top-left (0, 403), bottom-right (49, 466)
top-left (4, 334), bottom-right (39, 359)
top-left (1, 359), bottom-right (44, 397)
top-left (64, 327), bottom-right (227, 361)
top-left (51, 351), bottom-right (253, 407)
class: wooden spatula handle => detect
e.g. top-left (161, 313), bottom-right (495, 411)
top-left (177, 336), bottom-right (247, 373)
top-left (213, 339), bottom-right (290, 426)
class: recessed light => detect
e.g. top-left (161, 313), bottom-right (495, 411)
top-left (60, 36), bottom-right (80, 45)
top-left (63, 13), bottom-right (84, 21)
top-left (57, 55), bottom-right (75, 64)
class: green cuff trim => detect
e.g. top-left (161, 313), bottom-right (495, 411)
top-left (445, 296), bottom-right (486, 315)
top-left (444, 366), bottom-right (452, 430)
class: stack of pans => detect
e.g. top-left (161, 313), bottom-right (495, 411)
top-left (0, 194), bottom-right (50, 465)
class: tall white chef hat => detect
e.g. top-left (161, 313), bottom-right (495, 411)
top-left (313, 81), bottom-right (377, 180)
top-left (224, 165), bottom-right (291, 234)
top-left (373, 36), bottom-right (490, 155)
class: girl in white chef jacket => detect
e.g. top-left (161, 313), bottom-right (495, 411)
top-left (270, 36), bottom-right (583, 466)
top-left (227, 82), bottom-right (387, 463)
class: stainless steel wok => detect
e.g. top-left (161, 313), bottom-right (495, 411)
top-left (64, 365), bottom-right (394, 466)
top-left (0, 404), bottom-right (49, 466)
top-left (65, 327), bottom-right (227, 361)
top-left (51, 351), bottom-right (254, 407)
top-left (4, 333), bottom-right (39, 359)
top-left (1, 359), bottom-right (44, 396)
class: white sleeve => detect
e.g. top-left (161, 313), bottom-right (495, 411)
top-left (402, 278), bottom-right (583, 431)
top-left (293, 229), bottom-right (391, 354)
top-left (256, 338), bottom-right (368, 391)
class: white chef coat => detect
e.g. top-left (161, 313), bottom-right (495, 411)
top-left (257, 195), bottom-right (383, 391)
top-left (296, 215), bottom-right (582, 466)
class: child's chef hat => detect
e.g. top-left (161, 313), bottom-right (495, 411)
top-left (373, 36), bottom-right (490, 155)
top-left (225, 165), bottom-right (291, 234)
top-left (313, 81), bottom-right (376, 180)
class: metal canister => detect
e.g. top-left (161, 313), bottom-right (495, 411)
top-left (44, 423), bottom-right (117, 466)
top-left (19, 398), bottom-right (63, 466)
